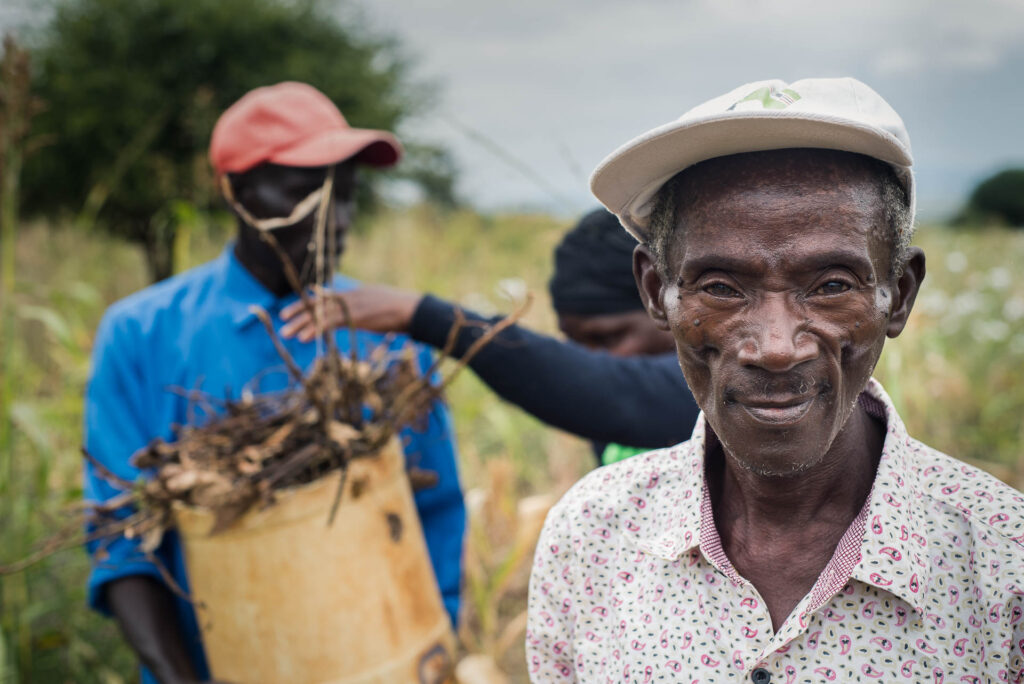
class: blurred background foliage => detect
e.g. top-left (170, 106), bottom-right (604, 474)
top-left (1, 0), bottom-right (1024, 682)
top-left (19, 0), bottom-right (456, 282)
top-left (3, 209), bottom-right (1024, 683)
top-left (954, 168), bottom-right (1024, 228)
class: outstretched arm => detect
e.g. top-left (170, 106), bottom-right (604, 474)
top-left (281, 289), bottom-right (698, 448)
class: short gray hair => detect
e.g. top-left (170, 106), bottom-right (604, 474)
top-left (646, 151), bottom-right (915, 278)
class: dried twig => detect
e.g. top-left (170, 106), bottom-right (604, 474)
top-left (81, 447), bottom-right (135, 490)
top-left (251, 307), bottom-right (304, 384)
top-left (2, 279), bottom-right (529, 578)
top-left (394, 295), bottom-right (532, 427)
top-left (326, 463), bottom-right (350, 527)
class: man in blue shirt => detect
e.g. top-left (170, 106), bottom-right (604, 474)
top-left (83, 82), bottom-right (465, 684)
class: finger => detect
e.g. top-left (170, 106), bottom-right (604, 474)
top-left (280, 300), bottom-right (306, 320)
top-left (280, 312), bottom-right (312, 338)
top-left (298, 321), bottom-right (324, 343)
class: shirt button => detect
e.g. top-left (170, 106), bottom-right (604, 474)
top-left (751, 668), bottom-right (772, 684)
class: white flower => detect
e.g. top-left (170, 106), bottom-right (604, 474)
top-left (496, 277), bottom-right (528, 304)
top-left (972, 319), bottom-right (1010, 343)
top-left (946, 251), bottom-right (967, 273)
top-left (988, 267), bottom-right (1012, 290)
top-left (918, 290), bottom-right (949, 316)
top-left (950, 291), bottom-right (984, 317)
top-left (1003, 297), bottom-right (1024, 322)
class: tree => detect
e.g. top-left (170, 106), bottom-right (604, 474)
top-left (22, 0), bottom-right (455, 281)
top-left (957, 169), bottom-right (1024, 228)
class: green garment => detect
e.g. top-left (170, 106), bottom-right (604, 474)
top-left (600, 443), bottom-right (648, 466)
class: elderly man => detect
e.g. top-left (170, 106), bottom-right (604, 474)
top-left (526, 78), bottom-right (1023, 682)
top-left (84, 82), bottom-right (465, 684)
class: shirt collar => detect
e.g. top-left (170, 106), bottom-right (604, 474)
top-left (220, 244), bottom-right (360, 329)
top-left (849, 378), bottom-right (931, 615)
top-left (626, 418), bottom-right (706, 561)
top-left (629, 377), bottom-right (930, 615)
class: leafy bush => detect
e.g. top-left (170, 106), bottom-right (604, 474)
top-left (21, 0), bottom-right (454, 281)
top-left (956, 168), bottom-right (1024, 227)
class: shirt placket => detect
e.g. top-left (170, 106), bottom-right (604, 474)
top-left (688, 551), bottom-right (776, 678)
top-left (694, 473), bottom-right (871, 681)
top-left (695, 491), bottom-right (778, 677)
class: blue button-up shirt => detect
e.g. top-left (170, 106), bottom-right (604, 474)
top-left (83, 247), bottom-right (465, 683)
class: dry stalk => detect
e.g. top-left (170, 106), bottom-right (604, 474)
top-left (0, 296), bottom-right (531, 576)
top-left (392, 295), bottom-right (533, 429)
top-left (1, 168), bottom-right (535, 589)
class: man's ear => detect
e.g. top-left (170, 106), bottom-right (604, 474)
top-left (633, 244), bottom-right (671, 331)
top-left (887, 246), bottom-right (926, 338)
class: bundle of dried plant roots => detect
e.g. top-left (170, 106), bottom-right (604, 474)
top-left (1, 243), bottom-right (529, 577)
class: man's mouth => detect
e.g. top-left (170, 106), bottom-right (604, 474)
top-left (734, 394), bottom-right (817, 426)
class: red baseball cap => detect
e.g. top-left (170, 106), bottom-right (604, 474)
top-left (209, 81), bottom-right (402, 174)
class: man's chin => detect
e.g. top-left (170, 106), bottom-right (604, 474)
top-left (710, 404), bottom-right (836, 477)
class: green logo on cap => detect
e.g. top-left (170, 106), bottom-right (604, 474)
top-left (730, 86), bottom-right (801, 110)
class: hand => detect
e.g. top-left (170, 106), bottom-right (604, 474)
top-left (280, 285), bottom-right (422, 342)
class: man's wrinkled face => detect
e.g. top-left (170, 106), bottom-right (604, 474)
top-left (233, 161), bottom-right (357, 281)
top-left (638, 152), bottom-right (916, 476)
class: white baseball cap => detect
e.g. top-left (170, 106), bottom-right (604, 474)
top-left (590, 77), bottom-right (914, 242)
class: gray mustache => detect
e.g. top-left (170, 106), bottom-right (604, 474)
top-left (723, 377), bottom-right (832, 404)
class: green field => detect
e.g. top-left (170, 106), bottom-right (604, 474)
top-left (1, 210), bottom-right (1022, 682)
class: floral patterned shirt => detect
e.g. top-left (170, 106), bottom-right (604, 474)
top-left (526, 379), bottom-right (1024, 683)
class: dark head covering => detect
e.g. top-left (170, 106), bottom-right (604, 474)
top-left (549, 208), bottom-right (644, 316)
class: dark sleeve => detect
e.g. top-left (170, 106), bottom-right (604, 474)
top-left (409, 295), bottom-right (698, 448)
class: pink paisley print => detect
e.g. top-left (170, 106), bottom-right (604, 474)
top-left (526, 379), bottom-right (1024, 682)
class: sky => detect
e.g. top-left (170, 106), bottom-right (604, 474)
top-left (358, 0), bottom-right (1024, 219)
top-left (3, 0), bottom-right (1023, 219)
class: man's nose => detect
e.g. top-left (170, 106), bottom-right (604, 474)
top-left (736, 295), bottom-right (818, 372)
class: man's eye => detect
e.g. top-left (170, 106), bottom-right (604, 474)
top-left (704, 282), bottom-right (740, 297)
top-left (814, 280), bottom-right (852, 295)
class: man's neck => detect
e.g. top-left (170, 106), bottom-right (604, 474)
top-left (707, 403), bottom-right (885, 630)
top-left (234, 239), bottom-right (292, 298)
top-left (710, 405), bottom-right (883, 529)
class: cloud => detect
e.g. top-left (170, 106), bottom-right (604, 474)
top-left (6, 0), bottom-right (1019, 212)
top-left (866, 0), bottom-right (1024, 75)
top-left (350, 0), bottom-right (1024, 210)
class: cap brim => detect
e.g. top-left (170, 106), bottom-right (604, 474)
top-left (269, 127), bottom-right (403, 169)
top-left (590, 111), bottom-right (914, 241)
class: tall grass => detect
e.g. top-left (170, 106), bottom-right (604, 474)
top-left (875, 224), bottom-right (1024, 486)
top-left (1, 225), bottom-right (147, 683)
top-left (0, 211), bottom-right (1022, 682)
